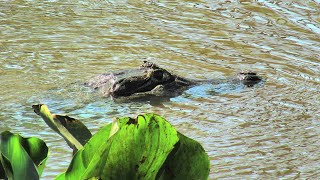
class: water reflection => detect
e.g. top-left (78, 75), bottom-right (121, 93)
top-left (0, 0), bottom-right (320, 179)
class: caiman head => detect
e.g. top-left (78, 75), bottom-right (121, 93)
top-left (109, 61), bottom-right (179, 97)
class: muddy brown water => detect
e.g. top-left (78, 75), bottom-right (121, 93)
top-left (1, 1), bottom-right (319, 179)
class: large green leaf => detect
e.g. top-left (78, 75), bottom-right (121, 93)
top-left (32, 104), bottom-right (92, 152)
top-left (158, 133), bottom-right (210, 179)
top-left (56, 114), bottom-right (180, 180)
top-left (0, 131), bottom-right (49, 180)
top-left (56, 124), bottom-right (112, 179)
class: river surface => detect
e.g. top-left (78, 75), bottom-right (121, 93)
top-left (1, 0), bottom-right (320, 179)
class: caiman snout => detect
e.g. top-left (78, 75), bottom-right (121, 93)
top-left (237, 71), bottom-right (262, 87)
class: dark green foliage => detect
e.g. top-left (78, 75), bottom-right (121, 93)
top-left (0, 131), bottom-right (49, 180)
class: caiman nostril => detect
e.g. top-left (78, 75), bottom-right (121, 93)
top-left (153, 70), bottom-right (163, 81)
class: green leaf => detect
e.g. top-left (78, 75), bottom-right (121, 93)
top-left (158, 133), bottom-right (210, 179)
top-left (57, 114), bottom-right (180, 180)
top-left (32, 104), bottom-right (92, 152)
top-left (62, 123), bottom-right (113, 180)
top-left (0, 131), bottom-right (49, 180)
top-left (0, 159), bottom-right (5, 179)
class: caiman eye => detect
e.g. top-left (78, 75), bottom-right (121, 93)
top-left (153, 70), bottom-right (163, 80)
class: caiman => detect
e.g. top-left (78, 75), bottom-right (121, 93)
top-left (84, 61), bottom-right (262, 98)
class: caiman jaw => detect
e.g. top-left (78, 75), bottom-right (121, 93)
top-left (110, 76), bottom-right (151, 97)
top-left (110, 68), bottom-right (175, 97)
top-left (110, 69), bottom-right (160, 97)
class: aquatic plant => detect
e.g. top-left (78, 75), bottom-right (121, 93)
top-left (0, 131), bottom-right (49, 180)
top-left (0, 104), bottom-right (210, 179)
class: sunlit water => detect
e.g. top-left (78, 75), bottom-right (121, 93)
top-left (1, 1), bottom-right (320, 179)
